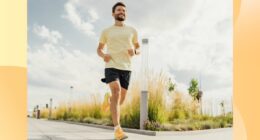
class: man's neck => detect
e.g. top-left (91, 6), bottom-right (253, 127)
top-left (114, 21), bottom-right (125, 27)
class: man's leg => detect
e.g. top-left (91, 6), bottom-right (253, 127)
top-left (119, 70), bottom-right (131, 106)
top-left (104, 87), bottom-right (126, 113)
top-left (120, 87), bottom-right (127, 105)
top-left (109, 81), bottom-right (128, 140)
top-left (108, 80), bottom-right (121, 127)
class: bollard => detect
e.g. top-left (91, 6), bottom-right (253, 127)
top-left (140, 38), bottom-right (149, 129)
top-left (36, 110), bottom-right (40, 119)
top-left (140, 90), bottom-right (148, 129)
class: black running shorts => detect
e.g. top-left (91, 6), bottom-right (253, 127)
top-left (104, 68), bottom-right (131, 90)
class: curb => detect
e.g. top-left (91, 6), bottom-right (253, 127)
top-left (47, 119), bottom-right (232, 136)
top-left (156, 128), bottom-right (232, 136)
top-left (48, 119), bottom-right (156, 136)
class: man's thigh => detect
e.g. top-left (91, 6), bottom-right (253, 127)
top-left (119, 70), bottom-right (131, 90)
top-left (105, 68), bottom-right (119, 84)
top-left (108, 80), bottom-right (121, 92)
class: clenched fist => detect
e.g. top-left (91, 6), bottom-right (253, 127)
top-left (128, 49), bottom-right (135, 57)
top-left (103, 54), bottom-right (112, 62)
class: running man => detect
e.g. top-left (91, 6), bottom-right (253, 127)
top-left (97, 2), bottom-right (140, 140)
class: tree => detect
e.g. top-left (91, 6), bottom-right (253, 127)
top-left (220, 101), bottom-right (226, 116)
top-left (168, 78), bottom-right (175, 92)
top-left (188, 78), bottom-right (199, 101)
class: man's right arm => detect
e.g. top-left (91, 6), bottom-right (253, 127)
top-left (97, 43), bottom-right (111, 62)
top-left (97, 43), bottom-right (105, 58)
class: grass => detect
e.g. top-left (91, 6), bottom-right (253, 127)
top-left (51, 95), bottom-right (111, 123)
top-left (35, 72), bottom-right (233, 131)
top-left (160, 112), bottom-right (233, 131)
top-left (39, 108), bottom-right (49, 119)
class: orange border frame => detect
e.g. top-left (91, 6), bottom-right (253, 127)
top-left (1, 0), bottom-right (260, 139)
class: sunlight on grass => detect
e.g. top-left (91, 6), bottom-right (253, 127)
top-left (36, 72), bottom-right (233, 131)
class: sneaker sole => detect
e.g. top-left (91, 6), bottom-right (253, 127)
top-left (115, 135), bottom-right (128, 140)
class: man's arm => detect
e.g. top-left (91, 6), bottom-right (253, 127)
top-left (97, 43), bottom-right (111, 62)
top-left (134, 42), bottom-right (140, 55)
top-left (133, 28), bottom-right (140, 55)
top-left (128, 43), bottom-right (140, 56)
top-left (97, 43), bottom-right (105, 58)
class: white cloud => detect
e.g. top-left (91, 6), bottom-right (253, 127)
top-left (28, 43), bottom-right (105, 97)
top-left (28, 25), bottom-right (106, 109)
top-left (128, 0), bottom-right (233, 101)
top-left (88, 8), bottom-right (99, 23)
top-left (33, 24), bottom-right (63, 44)
top-left (63, 0), bottom-right (99, 37)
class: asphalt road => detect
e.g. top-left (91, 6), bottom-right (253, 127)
top-left (28, 118), bottom-right (232, 140)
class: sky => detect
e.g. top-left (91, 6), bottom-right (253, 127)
top-left (28, 0), bottom-right (233, 113)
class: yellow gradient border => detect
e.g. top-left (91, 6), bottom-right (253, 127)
top-left (0, 0), bottom-right (27, 67)
top-left (1, 0), bottom-right (260, 139)
top-left (0, 0), bottom-right (27, 140)
top-left (234, 0), bottom-right (260, 139)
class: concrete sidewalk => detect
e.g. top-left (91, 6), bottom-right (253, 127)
top-left (28, 118), bottom-right (232, 140)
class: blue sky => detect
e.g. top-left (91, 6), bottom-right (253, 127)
top-left (28, 0), bottom-right (233, 114)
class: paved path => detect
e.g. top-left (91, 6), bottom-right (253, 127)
top-left (28, 118), bottom-right (232, 140)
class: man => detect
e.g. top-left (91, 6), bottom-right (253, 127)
top-left (97, 2), bottom-right (140, 140)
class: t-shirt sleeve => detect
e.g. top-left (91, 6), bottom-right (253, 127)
top-left (132, 28), bottom-right (138, 44)
top-left (99, 30), bottom-right (107, 44)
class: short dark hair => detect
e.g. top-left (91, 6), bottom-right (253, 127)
top-left (112, 2), bottom-right (126, 13)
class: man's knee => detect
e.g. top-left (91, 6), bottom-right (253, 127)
top-left (120, 88), bottom-right (127, 105)
top-left (109, 81), bottom-right (121, 93)
top-left (111, 86), bottom-right (121, 94)
top-left (110, 86), bottom-right (121, 101)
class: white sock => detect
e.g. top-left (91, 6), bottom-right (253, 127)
top-left (114, 125), bottom-right (121, 131)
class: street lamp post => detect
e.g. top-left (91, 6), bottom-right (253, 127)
top-left (69, 86), bottom-right (73, 113)
top-left (140, 38), bottom-right (149, 129)
top-left (48, 98), bottom-right (53, 119)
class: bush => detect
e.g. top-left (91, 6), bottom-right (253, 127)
top-left (147, 73), bottom-right (168, 123)
top-left (144, 120), bottom-right (161, 131)
top-left (120, 82), bottom-right (140, 129)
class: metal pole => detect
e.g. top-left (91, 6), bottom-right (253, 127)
top-left (36, 105), bottom-right (40, 119)
top-left (69, 86), bottom-right (73, 113)
top-left (48, 98), bottom-right (53, 119)
top-left (140, 38), bottom-right (149, 129)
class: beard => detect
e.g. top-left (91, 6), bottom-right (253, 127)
top-left (115, 14), bottom-right (125, 21)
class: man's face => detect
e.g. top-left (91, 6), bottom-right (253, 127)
top-left (113, 6), bottom-right (126, 21)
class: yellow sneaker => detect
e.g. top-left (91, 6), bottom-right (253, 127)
top-left (114, 127), bottom-right (128, 140)
top-left (102, 92), bottom-right (111, 112)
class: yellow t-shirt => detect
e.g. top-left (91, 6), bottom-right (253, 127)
top-left (99, 25), bottom-right (138, 71)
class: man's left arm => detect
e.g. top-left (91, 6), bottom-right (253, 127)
top-left (134, 42), bottom-right (140, 55)
top-left (128, 28), bottom-right (140, 56)
top-left (128, 42), bottom-right (140, 56)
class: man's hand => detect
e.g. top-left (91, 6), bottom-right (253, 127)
top-left (135, 49), bottom-right (140, 55)
top-left (103, 54), bottom-right (112, 62)
top-left (97, 43), bottom-right (111, 63)
top-left (128, 49), bottom-right (135, 57)
top-left (133, 42), bottom-right (140, 55)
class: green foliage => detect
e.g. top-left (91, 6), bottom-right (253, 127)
top-left (188, 78), bottom-right (199, 101)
